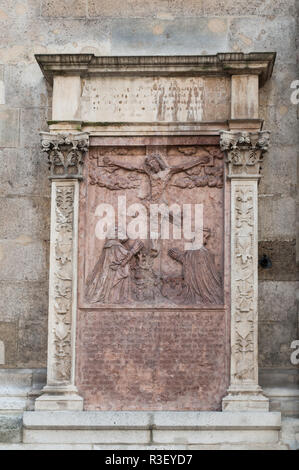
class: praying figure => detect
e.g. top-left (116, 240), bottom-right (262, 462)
top-left (165, 229), bottom-right (223, 305)
top-left (85, 227), bottom-right (143, 304)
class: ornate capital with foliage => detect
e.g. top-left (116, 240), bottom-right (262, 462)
top-left (41, 132), bottom-right (89, 179)
top-left (220, 131), bottom-right (270, 179)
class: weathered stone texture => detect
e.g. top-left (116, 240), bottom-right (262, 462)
top-left (260, 103), bottom-right (299, 147)
top-left (0, 281), bottom-right (48, 323)
top-left (0, 322), bottom-right (18, 367)
top-left (0, 148), bottom-right (50, 197)
top-left (0, 107), bottom-right (19, 147)
top-left (88, 0), bottom-right (188, 18)
top-left (81, 76), bottom-right (230, 123)
top-left (202, 77), bottom-right (231, 121)
top-left (259, 319), bottom-right (298, 368)
top-left (259, 145), bottom-right (297, 197)
top-left (77, 310), bottom-right (228, 410)
top-left (258, 195), bottom-right (296, 240)
top-left (258, 241), bottom-right (298, 281)
top-left (0, 240), bottom-right (48, 282)
top-left (18, 307), bottom-right (48, 368)
top-left (0, 19), bottom-right (111, 64)
top-left (260, 368), bottom-right (299, 390)
top-left (41, 0), bottom-right (87, 18)
top-left (260, 61), bottom-right (297, 109)
top-left (0, 197), bottom-right (50, 240)
top-left (4, 64), bottom-right (51, 108)
top-left (0, 414), bottom-right (22, 443)
top-left (88, 0), bottom-right (296, 18)
top-left (0, 0), bottom-right (41, 19)
top-left (202, 0), bottom-right (296, 16)
top-left (228, 16), bottom-right (296, 65)
top-left (20, 107), bottom-right (51, 148)
top-left (259, 282), bottom-right (299, 322)
top-left (110, 18), bottom-right (229, 55)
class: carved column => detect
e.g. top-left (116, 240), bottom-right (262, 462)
top-left (35, 132), bottom-right (89, 411)
top-left (220, 130), bottom-right (270, 411)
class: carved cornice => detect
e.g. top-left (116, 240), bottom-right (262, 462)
top-left (35, 52), bottom-right (276, 86)
top-left (47, 119), bottom-right (264, 137)
top-left (41, 132), bottom-right (89, 180)
top-left (220, 131), bottom-right (270, 179)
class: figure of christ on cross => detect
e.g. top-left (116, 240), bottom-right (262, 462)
top-left (102, 149), bottom-right (211, 280)
top-left (102, 149), bottom-right (212, 204)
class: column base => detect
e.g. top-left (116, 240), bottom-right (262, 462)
top-left (35, 385), bottom-right (83, 411)
top-left (222, 385), bottom-right (269, 412)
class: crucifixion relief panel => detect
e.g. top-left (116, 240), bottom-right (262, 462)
top-left (76, 136), bottom-right (230, 410)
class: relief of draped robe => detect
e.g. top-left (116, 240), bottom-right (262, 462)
top-left (167, 246), bottom-right (223, 305)
top-left (85, 239), bottom-right (132, 304)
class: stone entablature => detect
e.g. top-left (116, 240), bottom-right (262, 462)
top-left (35, 52), bottom-right (275, 129)
top-left (35, 53), bottom-right (276, 85)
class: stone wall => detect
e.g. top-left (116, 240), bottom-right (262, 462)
top-left (0, 1), bottom-right (298, 405)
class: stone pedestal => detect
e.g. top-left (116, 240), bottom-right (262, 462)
top-left (21, 410), bottom-right (285, 450)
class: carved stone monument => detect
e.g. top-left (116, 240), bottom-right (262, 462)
top-left (28, 53), bottom-right (283, 449)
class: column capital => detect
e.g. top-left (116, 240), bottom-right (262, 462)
top-left (41, 132), bottom-right (89, 180)
top-left (220, 130), bottom-right (270, 179)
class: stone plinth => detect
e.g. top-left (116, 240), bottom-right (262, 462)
top-left (22, 411), bottom-right (285, 449)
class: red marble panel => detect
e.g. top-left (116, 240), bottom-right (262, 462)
top-left (76, 309), bottom-right (228, 411)
top-left (76, 136), bottom-right (230, 410)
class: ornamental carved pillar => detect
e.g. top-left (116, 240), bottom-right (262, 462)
top-left (35, 132), bottom-right (89, 411)
top-left (220, 130), bottom-right (270, 411)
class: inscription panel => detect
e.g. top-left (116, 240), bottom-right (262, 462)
top-left (81, 76), bottom-right (231, 123)
top-left (77, 309), bottom-right (228, 411)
